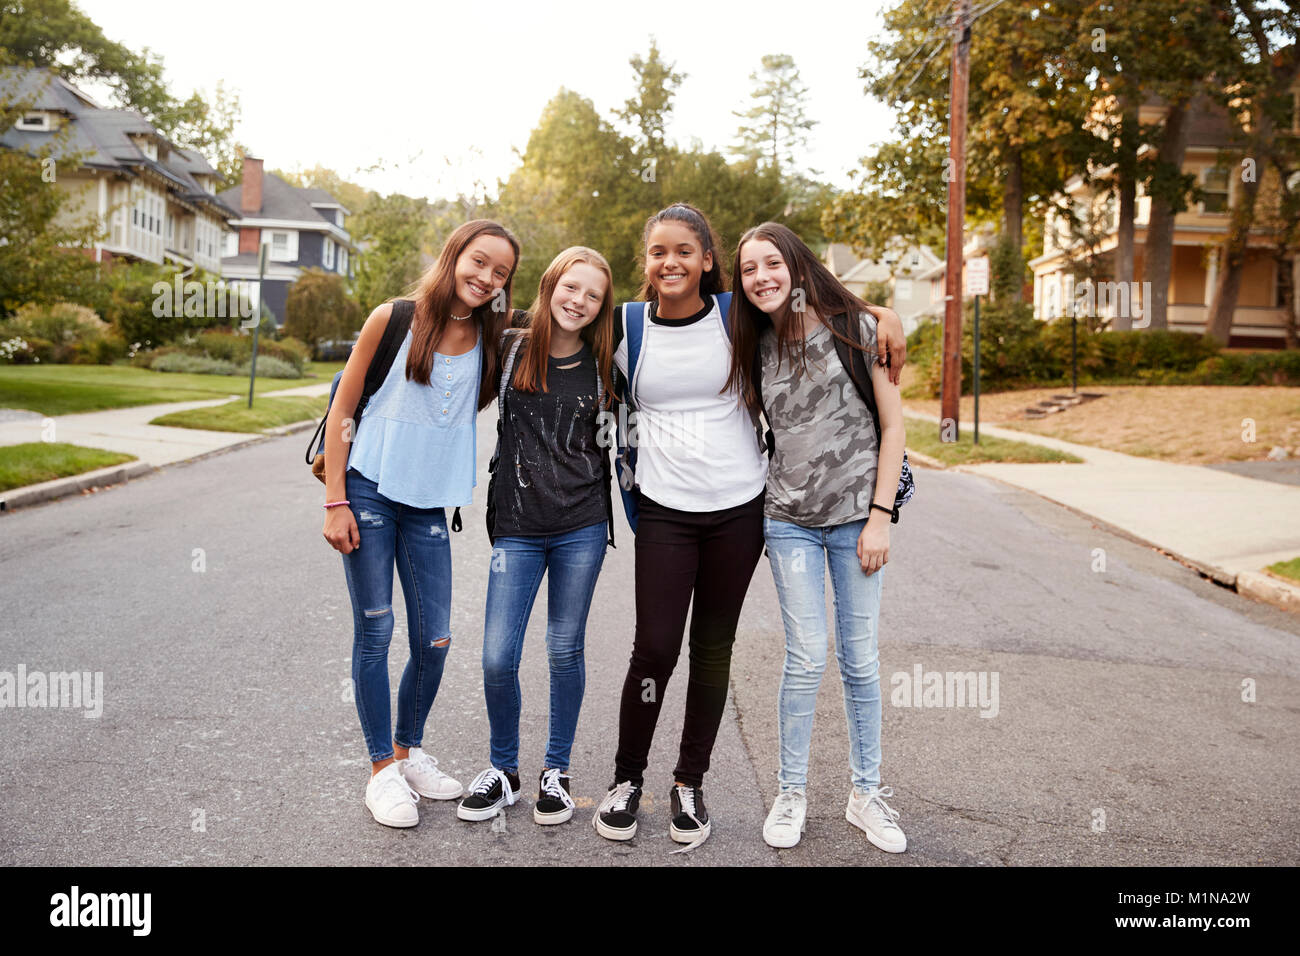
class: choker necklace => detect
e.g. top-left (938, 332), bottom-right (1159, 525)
top-left (450, 311), bottom-right (472, 322)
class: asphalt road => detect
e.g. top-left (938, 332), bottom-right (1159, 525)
top-left (1, 410), bottom-right (1297, 866)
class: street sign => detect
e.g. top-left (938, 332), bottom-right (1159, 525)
top-left (966, 256), bottom-right (989, 297)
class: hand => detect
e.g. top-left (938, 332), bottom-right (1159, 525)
top-left (324, 506), bottom-right (361, 554)
top-left (874, 307), bottom-right (907, 386)
top-left (857, 518), bottom-right (890, 575)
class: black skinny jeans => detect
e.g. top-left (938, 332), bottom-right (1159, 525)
top-left (613, 489), bottom-right (765, 788)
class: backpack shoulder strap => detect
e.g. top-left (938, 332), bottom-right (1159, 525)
top-left (715, 291), bottom-right (733, 336)
top-left (623, 301), bottom-right (647, 405)
top-left (498, 330), bottom-right (526, 408)
top-left (362, 299), bottom-right (413, 403)
top-left (831, 310), bottom-right (882, 442)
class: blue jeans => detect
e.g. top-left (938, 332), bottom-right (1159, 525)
top-left (342, 469), bottom-right (453, 763)
top-left (482, 521), bottom-right (607, 774)
top-left (764, 516), bottom-right (884, 794)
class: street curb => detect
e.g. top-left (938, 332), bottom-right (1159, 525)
top-left (904, 447), bottom-right (945, 470)
top-left (0, 460), bottom-right (155, 513)
top-left (264, 418), bottom-right (319, 437)
top-left (1237, 571), bottom-right (1300, 612)
top-left (0, 421), bottom-right (317, 514)
top-left (959, 469), bottom-right (1296, 614)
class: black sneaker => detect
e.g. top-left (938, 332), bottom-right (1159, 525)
top-left (534, 768), bottom-right (575, 825)
top-left (669, 783), bottom-right (711, 848)
top-left (456, 768), bottom-right (520, 822)
top-left (593, 780), bottom-right (641, 841)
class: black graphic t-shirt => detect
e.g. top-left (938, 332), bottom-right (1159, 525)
top-left (492, 341), bottom-right (606, 537)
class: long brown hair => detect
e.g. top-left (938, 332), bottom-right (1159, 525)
top-left (725, 221), bottom-right (881, 408)
top-left (637, 202), bottom-right (728, 302)
top-left (405, 219), bottom-right (520, 410)
top-left (512, 247), bottom-right (616, 409)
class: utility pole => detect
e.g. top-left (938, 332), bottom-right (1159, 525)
top-left (940, 0), bottom-right (972, 439)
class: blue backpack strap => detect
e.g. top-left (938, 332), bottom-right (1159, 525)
top-left (715, 291), bottom-right (733, 336)
top-left (616, 301), bottom-right (649, 534)
top-left (623, 301), bottom-right (647, 404)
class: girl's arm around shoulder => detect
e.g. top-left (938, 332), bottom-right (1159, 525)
top-left (864, 304), bottom-right (907, 386)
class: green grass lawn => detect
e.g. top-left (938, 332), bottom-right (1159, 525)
top-left (0, 442), bottom-right (137, 493)
top-left (0, 362), bottom-right (339, 416)
top-left (904, 416), bottom-right (1083, 466)
top-left (149, 395), bottom-right (327, 433)
top-left (1266, 557), bottom-right (1300, 584)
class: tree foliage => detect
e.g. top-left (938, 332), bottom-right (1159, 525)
top-left (284, 268), bottom-right (362, 349)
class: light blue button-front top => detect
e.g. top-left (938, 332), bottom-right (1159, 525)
top-left (348, 330), bottom-right (480, 508)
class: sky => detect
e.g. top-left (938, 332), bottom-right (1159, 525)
top-left (75, 0), bottom-right (904, 201)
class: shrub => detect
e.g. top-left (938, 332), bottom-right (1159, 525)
top-left (239, 354), bottom-right (301, 378)
top-left (96, 262), bottom-right (230, 346)
top-left (262, 336), bottom-right (309, 373)
top-left (195, 330), bottom-right (250, 364)
top-left (150, 352), bottom-right (238, 375)
top-left (283, 269), bottom-right (362, 349)
top-left (3, 335), bottom-right (56, 364)
top-left (7, 301), bottom-right (108, 346)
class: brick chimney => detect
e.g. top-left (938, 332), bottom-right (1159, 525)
top-left (241, 156), bottom-right (263, 215)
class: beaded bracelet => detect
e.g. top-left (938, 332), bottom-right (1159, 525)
top-left (324, 500), bottom-right (350, 509)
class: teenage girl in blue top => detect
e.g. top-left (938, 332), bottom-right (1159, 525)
top-left (322, 219), bottom-right (520, 829)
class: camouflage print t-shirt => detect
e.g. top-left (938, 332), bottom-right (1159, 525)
top-left (760, 312), bottom-right (879, 527)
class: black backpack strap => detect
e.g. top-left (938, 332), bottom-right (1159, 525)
top-left (356, 298), bottom-right (414, 418)
top-left (831, 311), bottom-right (883, 444)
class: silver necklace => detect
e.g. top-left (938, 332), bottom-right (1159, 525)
top-left (450, 311), bottom-right (472, 322)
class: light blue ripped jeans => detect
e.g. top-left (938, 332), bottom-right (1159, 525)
top-left (342, 468), bottom-right (453, 763)
top-left (763, 516), bottom-right (883, 794)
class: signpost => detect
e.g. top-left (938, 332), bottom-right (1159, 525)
top-left (247, 242), bottom-right (268, 409)
top-left (966, 256), bottom-right (989, 444)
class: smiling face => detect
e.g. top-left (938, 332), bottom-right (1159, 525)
top-left (645, 220), bottom-right (712, 306)
top-left (452, 235), bottom-right (515, 315)
top-left (738, 237), bottom-right (793, 314)
top-left (549, 261), bottom-right (608, 336)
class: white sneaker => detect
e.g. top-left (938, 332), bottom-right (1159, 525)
top-left (763, 790), bottom-right (808, 849)
top-left (846, 785), bottom-right (907, 853)
top-left (400, 747), bottom-right (463, 800)
top-left (365, 762), bottom-right (419, 828)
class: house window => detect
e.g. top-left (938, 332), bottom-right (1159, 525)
top-left (271, 232), bottom-right (289, 258)
top-left (1202, 168), bottom-right (1230, 213)
top-left (909, 250), bottom-right (920, 268)
top-left (339, 247), bottom-right (348, 275)
top-left (323, 237), bottom-right (335, 269)
top-left (17, 111), bottom-right (50, 131)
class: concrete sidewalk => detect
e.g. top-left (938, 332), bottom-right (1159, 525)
top-left (0, 381), bottom-right (330, 468)
top-left (905, 410), bottom-right (1300, 607)
top-left (0, 382), bottom-right (331, 511)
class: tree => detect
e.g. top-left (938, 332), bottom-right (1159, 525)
top-left (272, 165), bottom-right (370, 230)
top-left (168, 82), bottom-right (249, 184)
top-left (0, 77), bottom-right (102, 315)
top-left (494, 88), bottom-right (642, 298)
top-left (847, 0), bottom-right (1091, 298)
top-left (1, 0), bottom-right (246, 179)
top-left (284, 269), bottom-right (362, 350)
top-left (613, 38), bottom-right (686, 156)
top-left (1076, 0), bottom-right (1241, 329)
top-left (0, 0), bottom-right (172, 120)
top-left (732, 54), bottom-right (817, 178)
top-left (1204, 0), bottom-right (1300, 344)
top-left (351, 192), bottom-right (430, 313)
